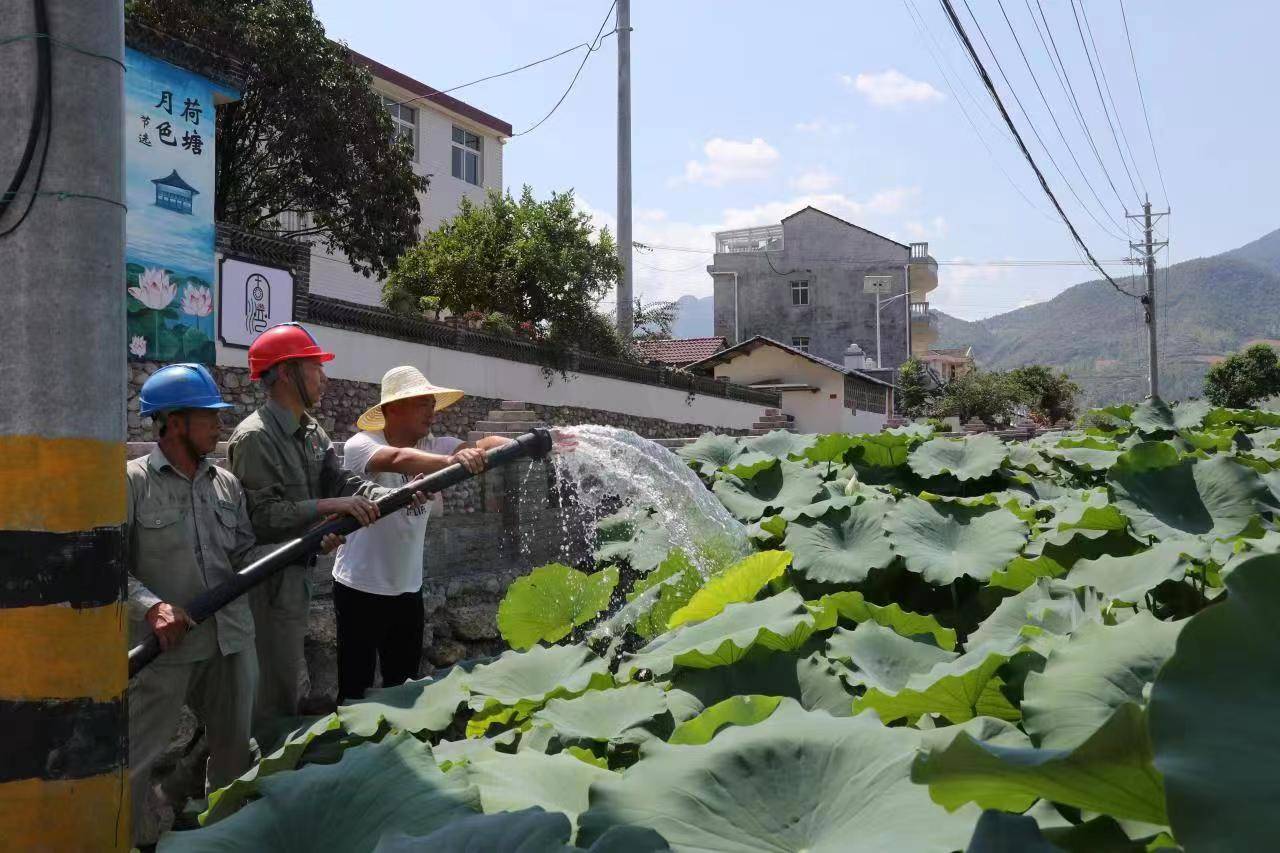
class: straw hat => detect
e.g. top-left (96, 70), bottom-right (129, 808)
top-left (356, 366), bottom-right (464, 431)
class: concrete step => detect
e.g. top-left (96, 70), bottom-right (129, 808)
top-left (755, 417), bottom-right (793, 426)
top-left (499, 401), bottom-right (530, 411)
top-left (763, 408), bottom-right (782, 417)
top-left (651, 438), bottom-right (696, 449)
top-left (473, 420), bottom-right (545, 433)
top-left (486, 409), bottom-right (540, 422)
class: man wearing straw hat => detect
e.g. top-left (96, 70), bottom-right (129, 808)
top-left (332, 365), bottom-right (511, 700)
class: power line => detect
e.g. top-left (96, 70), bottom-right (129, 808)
top-left (1077, 0), bottom-right (1147, 197)
top-left (513, 0), bottom-right (618, 136)
top-left (1118, 0), bottom-right (1169, 205)
top-left (901, 0), bottom-right (1057, 223)
top-left (958, 0), bottom-right (1126, 242)
top-left (1027, 0), bottom-right (1127, 211)
top-left (993, 0), bottom-right (1127, 235)
top-left (1067, 0), bottom-right (1142, 202)
top-left (935, 0), bottom-right (1138, 298)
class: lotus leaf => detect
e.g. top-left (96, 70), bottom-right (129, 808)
top-left (530, 684), bottom-right (669, 746)
top-left (338, 667), bottom-right (472, 738)
top-left (1066, 538), bottom-right (1207, 601)
top-left (966, 580), bottom-right (1101, 654)
top-left (783, 500), bottom-right (895, 584)
top-left (723, 451), bottom-right (777, 479)
top-left (1110, 450), bottom-right (1271, 540)
top-left (627, 550), bottom-right (703, 639)
top-left (466, 644), bottom-right (611, 712)
top-left (577, 702), bottom-right (980, 852)
top-left (884, 497), bottom-right (1028, 584)
top-left (802, 433), bottom-right (860, 465)
top-left (498, 564), bottom-right (619, 650)
top-left (374, 809), bottom-right (670, 853)
top-left (1149, 553), bottom-right (1280, 851)
top-left (677, 432), bottom-right (743, 475)
top-left (809, 590), bottom-right (957, 650)
top-left (668, 549), bottom-right (791, 628)
top-left (712, 461), bottom-right (825, 522)
top-left (852, 646), bottom-right (1021, 724)
top-left (909, 433), bottom-right (1008, 481)
top-left (742, 429), bottom-right (818, 460)
top-left (825, 622), bottom-right (956, 692)
top-left (988, 555), bottom-right (1068, 592)
top-left (458, 749), bottom-right (613, 833)
top-left (667, 694), bottom-right (783, 745)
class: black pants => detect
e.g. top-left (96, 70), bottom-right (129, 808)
top-left (333, 580), bottom-right (424, 703)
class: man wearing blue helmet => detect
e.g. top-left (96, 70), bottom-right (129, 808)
top-left (126, 364), bottom-right (338, 846)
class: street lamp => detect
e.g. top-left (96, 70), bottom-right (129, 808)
top-left (864, 274), bottom-right (909, 369)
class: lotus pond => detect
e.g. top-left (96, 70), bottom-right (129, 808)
top-left (164, 399), bottom-right (1280, 852)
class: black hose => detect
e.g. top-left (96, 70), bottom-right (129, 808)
top-left (128, 428), bottom-right (553, 675)
top-left (0, 0), bottom-right (51, 232)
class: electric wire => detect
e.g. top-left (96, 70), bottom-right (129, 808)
top-left (935, 0), bottom-right (1139, 298)
top-left (1067, 0), bottom-right (1142, 202)
top-left (958, 0), bottom-right (1126, 242)
top-left (1118, 0), bottom-right (1169, 205)
top-left (513, 0), bottom-right (617, 136)
top-left (1077, 0), bottom-right (1147, 197)
top-left (993, 0), bottom-right (1127, 235)
top-left (0, 0), bottom-right (51, 236)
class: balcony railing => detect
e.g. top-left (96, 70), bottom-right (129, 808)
top-left (715, 224), bottom-right (784, 254)
top-left (910, 242), bottom-right (930, 260)
top-left (910, 301), bottom-right (932, 324)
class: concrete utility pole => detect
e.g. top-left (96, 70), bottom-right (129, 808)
top-left (0, 1), bottom-right (129, 849)
top-left (1128, 198), bottom-right (1169, 399)
top-left (615, 0), bottom-right (633, 339)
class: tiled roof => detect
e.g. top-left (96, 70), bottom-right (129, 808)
top-left (634, 337), bottom-right (728, 365)
top-left (347, 49), bottom-right (513, 137)
top-left (686, 336), bottom-right (897, 388)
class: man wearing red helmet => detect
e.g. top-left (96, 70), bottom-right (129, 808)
top-left (228, 323), bottom-right (398, 740)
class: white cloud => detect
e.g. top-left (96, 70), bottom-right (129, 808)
top-left (680, 137), bottom-right (780, 187)
top-left (905, 216), bottom-right (948, 241)
top-left (844, 69), bottom-right (944, 107)
top-left (790, 170), bottom-right (841, 193)
top-left (793, 118), bottom-right (855, 135)
top-left (720, 187), bottom-right (920, 231)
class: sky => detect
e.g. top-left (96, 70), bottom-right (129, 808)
top-left (311, 0), bottom-right (1280, 321)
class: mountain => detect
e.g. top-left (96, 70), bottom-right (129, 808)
top-left (932, 227), bottom-right (1280, 406)
top-left (671, 294), bottom-right (714, 339)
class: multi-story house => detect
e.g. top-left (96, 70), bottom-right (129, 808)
top-left (305, 51), bottom-right (512, 306)
top-left (708, 206), bottom-right (938, 375)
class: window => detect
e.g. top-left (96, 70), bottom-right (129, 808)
top-left (452, 125), bottom-right (482, 185)
top-left (790, 279), bottom-right (809, 306)
top-left (383, 97), bottom-right (417, 161)
top-left (791, 336), bottom-right (810, 353)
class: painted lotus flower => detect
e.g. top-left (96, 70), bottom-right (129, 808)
top-left (129, 267), bottom-right (176, 310)
top-left (181, 284), bottom-right (214, 317)
top-left (129, 335), bottom-right (147, 357)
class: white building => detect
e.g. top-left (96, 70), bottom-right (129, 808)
top-left (306, 51), bottom-right (512, 307)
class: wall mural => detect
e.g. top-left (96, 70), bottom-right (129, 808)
top-left (124, 48), bottom-right (236, 365)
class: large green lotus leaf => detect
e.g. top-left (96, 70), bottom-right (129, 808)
top-left (1129, 397), bottom-right (1210, 434)
top-left (778, 494), bottom-right (866, 522)
top-left (677, 432), bottom-right (744, 475)
top-left (667, 694), bottom-right (784, 745)
top-left (743, 429), bottom-right (818, 460)
top-left (912, 702), bottom-right (1167, 826)
top-left (1181, 425), bottom-right (1239, 453)
top-left (852, 646), bottom-right (1022, 724)
top-left (530, 684), bottom-right (669, 746)
top-left (964, 809), bottom-right (1154, 853)
top-left (626, 550), bottom-right (703, 639)
top-left (669, 549), bottom-right (791, 628)
top-left (1045, 493), bottom-right (1129, 538)
top-left (1045, 443), bottom-right (1121, 472)
top-left (963, 810), bottom-right (1060, 853)
top-left (988, 554), bottom-right (1068, 592)
top-left (498, 564), bottom-right (619, 651)
top-left (809, 590), bottom-right (958, 650)
top-left (432, 731), bottom-right (519, 770)
top-left (374, 809), bottom-right (670, 853)
top-left (794, 651), bottom-right (860, 716)
top-left (1022, 612), bottom-right (1182, 750)
top-left (338, 667), bottom-right (471, 738)
top-left (712, 461), bottom-right (825, 522)
top-left (1109, 448), bottom-right (1271, 540)
top-left (967, 580), bottom-right (1101, 654)
top-left (625, 590), bottom-right (815, 677)
top-left (909, 433), bottom-right (1009, 481)
top-left (884, 497), bottom-right (1028, 584)
top-left (670, 649), bottom-right (854, 716)
top-left (202, 713), bottom-right (343, 826)
top-left (802, 433), bottom-right (860, 465)
top-left (1006, 443), bottom-right (1055, 475)
top-left (459, 749), bottom-right (612, 833)
top-left (160, 733), bottom-right (480, 853)
top-left (849, 430), bottom-right (918, 469)
top-left (783, 500), bottom-right (895, 584)
top-left (466, 644), bottom-right (611, 711)
top-left (1204, 406), bottom-right (1280, 428)
top-left (1149, 553), bottom-right (1280, 851)
top-left (596, 520), bottom-right (672, 575)
top-left (723, 451), bottom-right (778, 479)
top-left (577, 702), bottom-right (980, 852)
top-left (1066, 538), bottom-right (1207, 602)
top-left (825, 622), bottom-right (956, 692)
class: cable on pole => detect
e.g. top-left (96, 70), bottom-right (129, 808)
top-left (513, 0), bottom-right (618, 136)
top-left (1118, 0), bottom-right (1169, 205)
top-left (935, 0), bottom-right (1139, 299)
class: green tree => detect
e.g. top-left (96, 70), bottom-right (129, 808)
top-left (631, 298), bottom-right (678, 341)
top-left (1008, 365), bottom-right (1082, 424)
top-left (384, 187), bottom-right (623, 355)
top-left (929, 370), bottom-right (1023, 426)
top-left (897, 357), bottom-right (933, 418)
top-left (127, 0), bottom-right (427, 278)
top-left (1203, 344), bottom-right (1280, 407)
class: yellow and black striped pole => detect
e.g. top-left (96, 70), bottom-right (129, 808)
top-left (0, 1), bottom-right (129, 849)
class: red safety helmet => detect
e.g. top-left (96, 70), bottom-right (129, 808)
top-left (248, 323), bottom-right (335, 380)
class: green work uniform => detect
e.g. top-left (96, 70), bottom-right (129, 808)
top-left (125, 448), bottom-right (258, 846)
top-left (227, 399), bottom-right (388, 737)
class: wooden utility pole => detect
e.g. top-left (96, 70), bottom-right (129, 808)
top-left (0, 1), bottom-right (129, 849)
top-left (1128, 198), bottom-right (1169, 399)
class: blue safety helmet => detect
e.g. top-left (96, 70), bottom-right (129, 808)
top-left (139, 363), bottom-right (234, 417)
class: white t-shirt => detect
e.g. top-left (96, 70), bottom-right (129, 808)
top-left (332, 431), bottom-right (464, 595)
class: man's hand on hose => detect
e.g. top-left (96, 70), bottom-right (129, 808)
top-left (406, 475), bottom-right (433, 508)
top-left (319, 495), bottom-right (381, 526)
top-left (146, 602), bottom-right (195, 651)
top-left (447, 447), bottom-right (488, 474)
top-left (319, 531), bottom-right (345, 554)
